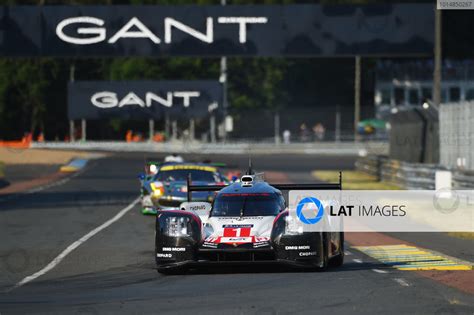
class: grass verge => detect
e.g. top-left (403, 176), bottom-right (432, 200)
top-left (448, 232), bottom-right (474, 240)
top-left (312, 170), bottom-right (401, 190)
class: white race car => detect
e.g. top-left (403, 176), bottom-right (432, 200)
top-left (155, 171), bottom-right (344, 274)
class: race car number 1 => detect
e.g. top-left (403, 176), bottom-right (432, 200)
top-left (223, 227), bottom-right (251, 237)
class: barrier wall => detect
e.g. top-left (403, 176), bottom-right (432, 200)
top-left (356, 155), bottom-right (474, 189)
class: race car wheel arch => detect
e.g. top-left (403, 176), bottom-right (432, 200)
top-left (271, 211), bottom-right (326, 266)
top-left (155, 211), bottom-right (202, 267)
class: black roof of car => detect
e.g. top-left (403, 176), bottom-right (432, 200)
top-left (217, 181), bottom-right (281, 195)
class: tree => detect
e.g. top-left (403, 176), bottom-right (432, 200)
top-left (229, 58), bottom-right (289, 111)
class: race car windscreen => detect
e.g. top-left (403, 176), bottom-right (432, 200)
top-left (155, 169), bottom-right (220, 183)
top-left (212, 193), bottom-right (283, 217)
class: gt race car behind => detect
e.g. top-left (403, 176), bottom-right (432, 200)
top-left (155, 172), bottom-right (344, 274)
top-left (139, 163), bottom-right (228, 215)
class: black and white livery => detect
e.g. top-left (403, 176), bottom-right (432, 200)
top-left (155, 170), bottom-right (344, 274)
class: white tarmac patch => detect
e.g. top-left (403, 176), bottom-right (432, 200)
top-left (393, 278), bottom-right (411, 287)
top-left (11, 197), bottom-right (140, 291)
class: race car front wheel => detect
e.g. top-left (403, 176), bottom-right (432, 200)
top-left (329, 232), bottom-right (344, 268)
top-left (318, 233), bottom-right (329, 271)
top-left (157, 265), bottom-right (188, 275)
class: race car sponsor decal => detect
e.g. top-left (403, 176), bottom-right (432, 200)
top-left (162, 247), bottom-right (186, 252)
top-left (253, 241), bottom-right (270, 248)
top-left (156, 253), bottom-right (172, 258)
top-left (160, 165), bottom-right (217, 172)
top-left (216, 216), bottom-right (264, 220)
top-left (204, 235), bottom-right (270, 245)
top-left (299, 251), bottom-right (317, 257)
top-left (285, 245), bottom-right (311, 250)
top-left (202, 242), bottom-right (218, 248)
top-left (220, 237), bottom-right (253, 243)
top-left (204, 236), bottom-right (219, 243)
top-left (221, 193), bottom-right (270, 197)
top-left (188, 204), bottom-right (209, 211)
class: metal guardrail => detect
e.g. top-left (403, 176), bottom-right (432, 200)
top-left (452, 170), bottom-right (474, 189)
top-left (356, 156), bottom-right (474, 189)
top-left (31, 141), bottom-right (388, 156)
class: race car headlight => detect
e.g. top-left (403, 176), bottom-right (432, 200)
top-left (149, 164), bottom-right (158, 174)
top-left (165, 217), bottom-right (191, 237)
top-left (151, 181), bottom-right (165, 197)
top-left (285, 216), bottom-right (304, 235)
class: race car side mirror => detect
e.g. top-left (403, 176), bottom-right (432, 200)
top-left (138, 173), bottom-right (146, 180)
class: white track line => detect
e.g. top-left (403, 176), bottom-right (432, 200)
top-left (353, 259), bottom-right (363, 264)
top-left (345, 251), bottom-right (353, 256)
top-left (12, 197), bottom-right (140, 290)
top-left (372, 269), bottom-right (388, 274)
top-left (26, 167), bottom-right (86, 194)
top-left (393, 278), bottom-right (411, 287)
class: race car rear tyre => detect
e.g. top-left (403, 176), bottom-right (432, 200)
top-left (329, 232), bottom-right (344, 268)
top-left (318, 233), bottom-right (329, 271)
top-left (329, 253), bottom-right (344, 268)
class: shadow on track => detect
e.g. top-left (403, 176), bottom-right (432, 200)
top-left (178, 260), bottom-right (389, 275)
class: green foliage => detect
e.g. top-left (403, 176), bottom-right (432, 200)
top-left (108, 57), bottom-right (220, 81)
top-left (229, 58), bottom-right (288, 110)
top-left (0, 58), bottom-right (65, 139)
top-left (109, 118), bottom-right (123, 132)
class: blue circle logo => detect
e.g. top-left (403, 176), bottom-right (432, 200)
top-left (296, 197), bottom-right (324, 224)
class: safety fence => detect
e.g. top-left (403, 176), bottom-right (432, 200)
top-left (356, 155), bottom-right (474, 189)
top-left (439, 101), bottom-right (474, 170)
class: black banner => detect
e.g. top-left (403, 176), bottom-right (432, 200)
top-left (1, 4), bottom-right (434, 57)
top-left (68, 81), bottom-right (222, 120)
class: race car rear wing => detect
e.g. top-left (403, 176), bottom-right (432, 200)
top-left (186, 172), bottom-right (342, 201)
top-left (144, 160), bottom-right (230, 175)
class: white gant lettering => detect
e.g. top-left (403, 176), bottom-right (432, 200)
top-left (56, 16), bottom-right (268, 45)
top-left (90, 91), bottom-right (200, 109)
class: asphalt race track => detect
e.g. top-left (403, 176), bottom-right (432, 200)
top-left (1, 153), bottom-right (473, 314)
